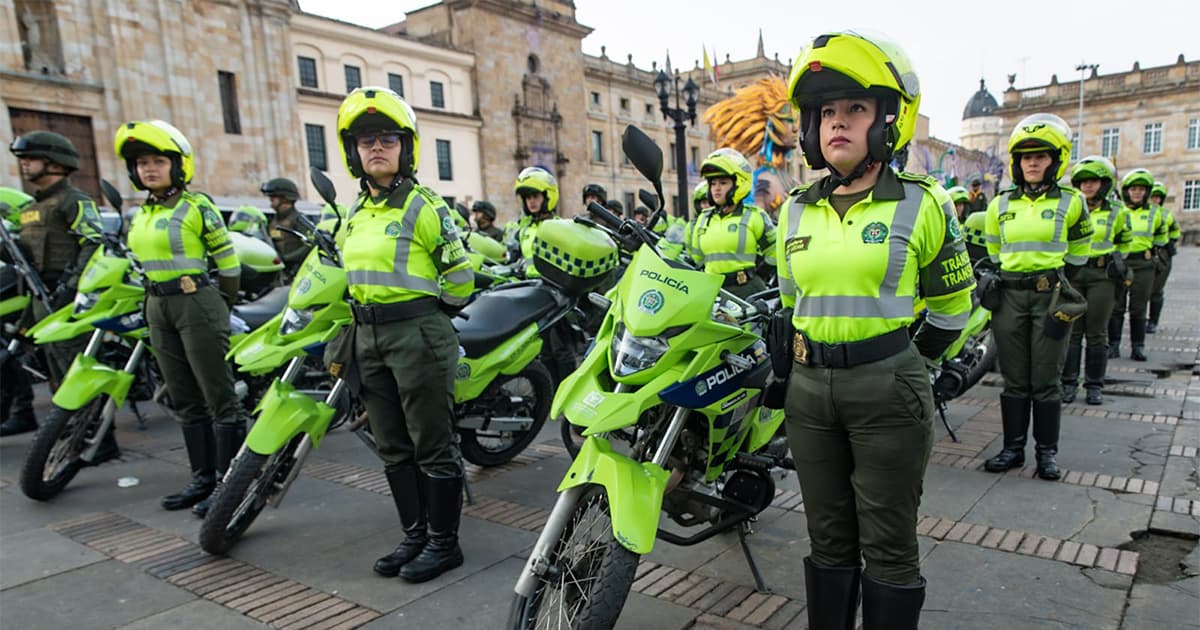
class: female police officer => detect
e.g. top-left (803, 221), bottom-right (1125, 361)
top-left (983, 114), bottom-right (1092, 480)
top-left (116, 120), bottom-right (244, 514)
top-left (1059, 156), bottom-right (1130, 405)
top-left (335, 87), bottom-right (473, 583)
top-left (1107, 168), bottom-right (1167, 360)
top-left (686, 148), bottom-right (776, 299)
top-left (777, 30), bottom-right (974, 629)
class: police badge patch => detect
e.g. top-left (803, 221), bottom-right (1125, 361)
top-left (1041, 209), bottom-right (1055, 220)
top-left (861, 222), bottom-right (889, 244)
top-left (384, 221), bottom-right (402, 237)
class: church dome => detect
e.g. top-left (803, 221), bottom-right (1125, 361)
top-left (963, 79), bottom-right (999, 119)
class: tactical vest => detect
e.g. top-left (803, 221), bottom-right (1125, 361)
top-left (18, 180), bottom-right (92, 278)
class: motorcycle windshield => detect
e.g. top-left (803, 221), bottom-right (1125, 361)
top-left (618, 246), bottom-right (722, 337)
top-left (287, 249), bottom-right (346, 311)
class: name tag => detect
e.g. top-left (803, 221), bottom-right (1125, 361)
top-left (20, 210), bottom-right (40, 225)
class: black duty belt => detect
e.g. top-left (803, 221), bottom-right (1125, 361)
top-left (793, 327), bottom-right (910, 369)
top-left (1088, 254), bottom-right (1112, 268)
top-left (147, 274), bottom-right (211, 297)
top-left (999, 270), bottom-right (1059, 292)
top-left (351, 297), bottom-right (439, 324)
top-left (722, 269), bottom-right (754, 287)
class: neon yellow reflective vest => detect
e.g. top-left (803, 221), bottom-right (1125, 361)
top-left (777, 169), bottom-right (974, 344)
top-left (343, 184), bottom-right (473, 306)
top-left (512, 215), bottom-right (550, 278)
top-left (1084, 200), bottom-right (1132, 257)
top-left (127, 191), bottom-right (239, 283)
top-left (685, 203), bottom-right (776, 275)
top-left (984, 185), bottom-right (1092, 272)
top-left (1157, 206), bottom-right (1181, 245)
top-left (1124, 204), bottom-right (1167, 254)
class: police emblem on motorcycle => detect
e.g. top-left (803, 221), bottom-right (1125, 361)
top-left (385, 221), bottom-right (402, 237)
top-left (456, 362), bottom-right (471, 381)
top-left (637, 289), bottom-right (664, 314)
top-left (861, 222), bottom-right (889, 244)
top-left (296, 278), bottom-right (311, 295)
top-left (695, 380), bottom-right (709, 396)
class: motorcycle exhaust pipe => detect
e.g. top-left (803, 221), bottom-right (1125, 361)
top-left (457, 415), bottom-right (535, 432)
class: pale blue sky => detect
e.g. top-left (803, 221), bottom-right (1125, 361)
top-left (299, 0), bottom-right (1197, 144)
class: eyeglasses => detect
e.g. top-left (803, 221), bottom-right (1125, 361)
top-left (356, 132), bottom-right (403, 149)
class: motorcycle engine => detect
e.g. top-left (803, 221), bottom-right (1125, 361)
top-left (662, 426), bottom-right (722, 527)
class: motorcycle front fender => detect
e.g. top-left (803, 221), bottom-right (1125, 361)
top-left (245, 379), bottom-right (335, 454)
top-left (557, 437), bottom-right (669, 555)
top-left (51, 354), bottom-right (135, 410)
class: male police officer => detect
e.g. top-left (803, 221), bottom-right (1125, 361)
top-left (261, 177), bottom-right (311, 279)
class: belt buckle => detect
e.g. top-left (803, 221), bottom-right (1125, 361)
top-left (1096, 257), bottom-right (1105, 268)
top-left (793, 332), bottom-right (809, 366)
top-left (736, 270), bottom-right (748, 285)
top-left (1035, 275), bottom-right (1050, 292)
top-left (179, 275), bottom-right (197, 294)
top-left (1144, 250), bottom-right (1152, 260)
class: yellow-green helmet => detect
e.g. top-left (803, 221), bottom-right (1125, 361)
top-left (1070, 155), bottom-right (1116, 198)
top-left (336, 86), bottom-right (419, 179)
top-left (1007, 113), bottom-right (1071, 186)
top-left (699, 148), bottom-right (753, 205)
top-left (1150, 180), bottom-right (1167, 201)
top-left (787, 29), bottom-right (921, 170)
top-left (1121, 168), bottom-right (1154, 206)
top-left (114, 120), bottom-right (194, 190)
top-left (513, 167), bottom-right (558, 215)
top-left (228, 205), bottom-right (269, 236)
top-left (692, 180), bottom-right (710, 213)
top-left (946, 186), bottom-right (969, 205)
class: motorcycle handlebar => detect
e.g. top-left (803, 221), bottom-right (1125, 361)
top-left (586, 201), bottom-right (623, 232)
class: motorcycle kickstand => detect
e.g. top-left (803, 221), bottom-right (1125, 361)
top-left (129, 400), bottom-right (149, 430)
top-left (737, 519), bottom-right (771, 594)
top-left (938, 401), bottom-right (958, 443)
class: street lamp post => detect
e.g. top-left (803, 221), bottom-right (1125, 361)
top-left (654, 69), bottom-right (699, 220)
top-left (1075, 62), bottom-right (1098, 152)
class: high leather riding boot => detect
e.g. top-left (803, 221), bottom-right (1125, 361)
top-left (1107, 315), bottom-right (1122, 359)
top-left (1148, 295), bottom-right (1163, 333)
top-left (1061, 341), bottom-right (1082, 404)
top-left (86, 427), bottom-right (121, 466)
top-left (400, 474), bottom-right (464, 583)
top-left (862, 574), bottom-right (926, 630)
top-left (1130, 318), bottom-right (1148, 362)
top-left (804, 556), bottom-right (861, 630)
top-left (193, 423), bottom-right (246, 518)
top-left (984, 395), bottom-right (1030, 472)
top-left (0, 409), bottom-right (38, 436)
top-left (374, 464), bottom-right (429, 577)
top-left (162, 423), bottom-right (216, 510)
top-left (1032, 400), bottom-right (1062, 480)
top-left (1084, 346), bottom-right (1107, 405)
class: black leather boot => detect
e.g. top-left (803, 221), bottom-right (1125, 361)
top-left (374, 464), bottom-right (429, 577)
top-left (1147, 295), bottom-right (1163, 333)
top-left (984, 395), bottom-right (1030, 472)
top-left (162, 424), bottom-right (216, 510)
top-left (1032, 400), bottom-right (1061, 480)
top-left (1084, 346), bottom-right (1107, 406)
top-left (193, 423), bottom-right (246, 518)
top-left (86, 427), bottom-right (121, 466)
top-left (804, 556), bottom-right (861, 630)
top-left (862, 574), bottom-right (926, 630)
top-left (1107, 314), bottom-right (1122, 359)
top-left (400, 474), bottom-right (464, 583)
top-left (1130, 318), bottom-right (1148, 362)
top-left (1060, 341), bottom-right (1081, 404)
top-left (0, 409), bottom-right (38, 437)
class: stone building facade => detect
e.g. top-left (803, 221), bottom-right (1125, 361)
top-left (1, 0), bottom-right (302, 206)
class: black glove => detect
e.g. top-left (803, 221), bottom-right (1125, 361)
top-left (1167, 242), bottom-right (1177, 257)
top-left (1106, 253), bottom-right (1128, 281)
top-left (217, 275), bottom-right (240, 310)
top-left (913, 322), bottom-right (962, 363)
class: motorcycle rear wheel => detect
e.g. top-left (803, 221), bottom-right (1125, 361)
top-left (20, 397), bottom-right (106, 501)
top-left (508, 484), bottom-right (639, 630)
top-left (199, 437), bottom-right (300, 555)
top-left (460, 362), bottom-right (552, 467)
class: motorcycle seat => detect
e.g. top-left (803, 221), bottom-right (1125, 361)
top-left (233, 285), bottom-right (290, 331)
top-left (455, 283), bottom-right (562, 358)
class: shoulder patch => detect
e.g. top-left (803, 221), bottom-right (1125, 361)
top-left (897, 171), bottom-right (938, 187)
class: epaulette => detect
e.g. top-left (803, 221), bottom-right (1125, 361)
top-left (414, 185), bottom-right (448, 208)
top-left (896, 171), bottom-right (938, 188)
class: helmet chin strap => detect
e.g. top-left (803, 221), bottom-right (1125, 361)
top-left (819, 158), bottom-right (876, 198)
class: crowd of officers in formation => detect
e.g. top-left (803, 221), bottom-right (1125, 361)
top-left (0, 27), bottom-right (1185, 630)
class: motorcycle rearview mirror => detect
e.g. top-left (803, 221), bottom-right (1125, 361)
top-left (100, 179), bottom-right (123, 212)
top-left (622, 125), bottom-right (663, 190)
top-left (638, 189), bottom-right (659, 211)
top-left (309, 167), bottom-right (338, 209)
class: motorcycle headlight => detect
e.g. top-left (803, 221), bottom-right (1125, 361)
top-left (609, 322), bottom-right (670, 377)
top-left (278, 307), bottom-right (315, 336)
top-left (73, 291), bottom-right (101, 315)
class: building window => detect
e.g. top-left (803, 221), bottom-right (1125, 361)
top-left (591, 130), bottom-right (604, 162)
top-left (297, 56), bottom-right (318, 88)
top-left (669, 143), bottom-right (677, 171)
top-left (619, 97), bottom-right (629, 112)
top-left (1069, 132), bottom-right (1079, 161)
top-left (388, 73), bottom-right (404, 97)
top-left (344, 65), bottom-right (361, 92)
top-left (304, 124), bottom-right (326, 171)
top-left (1184, 180), bottom-right (1200, 211)
top-left (1189, 118), bottom-right (1200, 150)
top-left (590, 91), bottom-right (601, 107)
top-left (623, 192), bottom-right (635, 213)
top-left (1143, 122), bottom-right (1163, 154)
top-left (672, 194), bottom-right (681, 215)
top-left (690, 146), bottom-right (700, 170)
top-left (430, 81), bottom-right (445, 108)
top-left (1101, 127), bottom-right (1119, 159)
top-left (217, 71), bottom-right (241, 135)
top-left (645, 103), bottom-right (654, 118)
top-left (436, 139), bottom-right (452, 181)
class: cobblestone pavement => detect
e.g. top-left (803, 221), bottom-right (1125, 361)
top-left (2, 249), bottom-right (1197, 629)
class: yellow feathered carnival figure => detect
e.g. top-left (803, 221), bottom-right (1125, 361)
top-left (702, 76), bottom-right (799, 217)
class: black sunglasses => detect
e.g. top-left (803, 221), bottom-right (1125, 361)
top-left (356, 132), bottom-right (403, 149)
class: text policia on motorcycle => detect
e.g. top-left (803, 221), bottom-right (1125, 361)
top-left (4, 132), bottom-right (100, 437)
top-left (982, 114), bottom-right (1093, 480)
top-left (775, 30), bottom-right (974, 629)
top-left (335, 86), bottom-right (472, 584)
top-left (116, 120), bottom-right (249, 517)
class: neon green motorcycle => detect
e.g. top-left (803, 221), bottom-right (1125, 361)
top-left (509, 127), bottom-right (790, 629)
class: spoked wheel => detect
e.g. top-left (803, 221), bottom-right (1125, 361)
top-left (198, 436), bottom-right (301, 555)
top-left (20, 398), bottom-right (107, 501)
top-left (460, 362), bottom-right (552, 467)
top-left (508, 484), bottom-right (640, 630)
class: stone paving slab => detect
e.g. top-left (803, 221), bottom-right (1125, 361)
top-left (0, 526), bottom-right (108, 590)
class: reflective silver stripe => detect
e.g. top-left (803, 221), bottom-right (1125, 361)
top-left (789, 182), bottom-right (924, 319)
top-left (997, 194), bottom-right (1072, 256)
top-left (779, 275), bottom-right (796, 298)
top-left (1050, 195), bottom-right (1071, 243)
top-left (211, 247), bottom-right (236, 260)
top-left (1004, 241), bottom-right (1068, 253)
top-left (703, 252), bottom-right (757, 263)
top-left (445, 267), bottom-right (473, 285)
top-left (346, 196), bottom-right (440, 294)
top-left (927, 309), bottom-right (970, 330)
top-left (142, 259), bottom-right (205, 272)
top-left (1064, 253), bottom-right (1088, 265)
top-left (167, 201), bottom-right (192, 264)
top-left (735, 208), bottom-right (753, 257)
top-left (1130, 206), bottom-right (1158, 238)
top-left (984, 235), bottom-right (1000, 244)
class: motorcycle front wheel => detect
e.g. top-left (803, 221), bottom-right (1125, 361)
top-left (20, 397), bottom-right (107, 501)
top-left (508, 484), bottom-right (639, 630)
top-left (459, 362), bottom-right (552, 467)
top-left (198, 436), bottom-right (301, 555)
